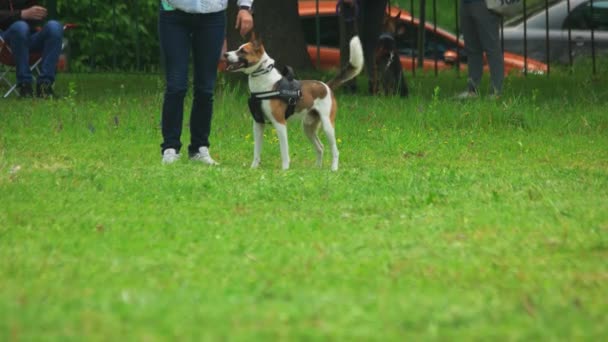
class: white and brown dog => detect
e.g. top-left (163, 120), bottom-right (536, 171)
top-left (224, 33), bottom-right (363, 171)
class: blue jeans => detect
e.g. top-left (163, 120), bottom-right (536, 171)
top-left (158, 9), bottom-right (226, 155)
top-left (0, 20), bottom-right (63, 85)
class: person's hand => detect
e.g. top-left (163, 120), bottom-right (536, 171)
top-left (20, 6), bottom-right (48, 20)
top-left (235, 9), bottom-right (254, 36)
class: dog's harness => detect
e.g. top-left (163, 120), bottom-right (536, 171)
top-left (248, 66), bottom-right (302, 124)
top-left (385, 52), bottom-right (396, 72)
top-left (377, 32), bottom-right (397, 72)
top-left (379, 32), bottom-right (395, 42)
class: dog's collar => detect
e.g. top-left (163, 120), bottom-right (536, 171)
top-left (251, 59), bottom-right (275, 77)
top-left (379, 32), bottom-right (395, 41)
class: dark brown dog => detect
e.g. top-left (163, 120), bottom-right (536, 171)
top-left (373, 11), bottom-right (408, 97)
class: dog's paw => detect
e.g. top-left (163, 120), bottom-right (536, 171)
top-left (251, 160), bottom-right (261, 169)
top-left (331, 161), bottom-right (339, 172)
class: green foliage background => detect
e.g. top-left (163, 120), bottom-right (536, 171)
top-left (53, 0), bottom-right (159, 71)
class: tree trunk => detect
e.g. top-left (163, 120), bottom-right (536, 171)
top-left (226, 0), bottom-right (312, 70)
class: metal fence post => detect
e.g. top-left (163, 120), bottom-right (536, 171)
top-left (432, 0), bottom-right (437, 76)
top-left (417, 0), bottom-right (426, 71)
top-left (134, 0), bottom-right (141, 71)
top-left (523, 0), bottom-right (528, 76)
top-left (89, 0), bottom-right (95, 71)
top-left (455, 0), bottom-right (460, 77)
top-left (316, 0), bottom-right (320, 70)
top-left (410, 0), bottom-right (415, 76)
top-left (545, 0), bottom-right (550, 76)
top-left (567, 0), bottom-right (573, 70)
top-left (590, 0), bottom-right (597, 75)
top-left (112, 0), bottom-right (117, 70)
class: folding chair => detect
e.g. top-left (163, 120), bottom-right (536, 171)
top-left (0, 23), bottom-right (76, 98)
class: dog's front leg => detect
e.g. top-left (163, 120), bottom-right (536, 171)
top-left (273, 122), bottom-right (290, 170)
top-left (251, 121), bottom-right (264, 168)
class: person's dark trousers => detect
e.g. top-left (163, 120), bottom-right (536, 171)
top-left (359, 0), bottom-right (388, 92)
top-left (158, 9), bottom-right (226, 155)
top-left (338, 1), bottom-right (359, 92)
top-left (0, 20), bottom-right (63, 85)
top-left (460, 0), bottom-right (504, 94)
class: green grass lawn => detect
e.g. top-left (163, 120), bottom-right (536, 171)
top-left (1, 69), bottom-right (607, 340)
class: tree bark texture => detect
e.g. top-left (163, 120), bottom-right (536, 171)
top-left (226, 0), bottom-right (312, 70)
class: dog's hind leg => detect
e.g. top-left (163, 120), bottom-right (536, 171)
top-left (319, 115), bottom-right (339, 171)
top-left (303, 112), bottom-right (324, 167)
top-left (251, 121), bottom-right (264, 168)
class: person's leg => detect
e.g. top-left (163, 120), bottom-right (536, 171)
top-left (460, 2), bottom-right (484, 93)
top-left (338, 1), bottom-right (358, 92)
top-left (1, 21), bottom-right (33, 87)
top-left (475, 6), bottom-right (504, 95)
top-left (189, 11), bottom-right (226, 156)
top-left (360, 0), bottom-right (387, 92)
top-left (29, 20), bottom-right (63, 86)
top-left (159, 10), bottom-right (191, 154)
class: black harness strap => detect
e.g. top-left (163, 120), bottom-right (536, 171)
top-left (248, 66), bottom-right (302, 124)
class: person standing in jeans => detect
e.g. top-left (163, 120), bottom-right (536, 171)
top-left (337, 0), bottom-right (388, 94)
top-left (159, 0), bottom-right (254, 164)
top-left (0, 0), bottom-right (63, 98)
top-left (458, 0), bottom-right (504, 99)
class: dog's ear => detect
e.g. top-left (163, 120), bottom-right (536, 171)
top-left (383, 11), bottom-right (400, 33)
top-left (383, 11), bottom-right (391, 26)
top-left (396, 22), bottom-right (407, 37)
top-left (249, 31), bottom-right (261, 44)
top-left (250, 31), bottom-right (263, 50)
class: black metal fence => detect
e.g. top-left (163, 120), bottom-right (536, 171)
top-left (45, 0), bottom-right (605, 75)
top-left (403, 0), bottom-right (605, 76)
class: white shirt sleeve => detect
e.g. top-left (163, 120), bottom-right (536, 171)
top-left (237, 0), bottom-right (253, 8)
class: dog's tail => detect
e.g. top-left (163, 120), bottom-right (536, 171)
top-left (327, 35), bottom-right (364, 90)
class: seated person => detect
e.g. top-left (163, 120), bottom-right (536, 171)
top-left (0, 0), bottom-right (63, 98)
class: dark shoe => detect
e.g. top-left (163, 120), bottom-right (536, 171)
top-left (17, 83), bottom-right (33, 98)
top-left (36, 82), bottom-right (55, 98)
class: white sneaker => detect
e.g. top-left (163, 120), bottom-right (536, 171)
top-left (456, 91), bottom-right (479, 100)
top-left (190, 146), bottom-right (219, 165)
top-left (487, 93), bottom-right (501, 101)
top-left (162, 148), bottom-right (180, 164)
